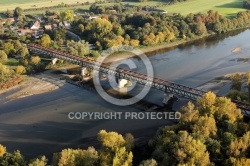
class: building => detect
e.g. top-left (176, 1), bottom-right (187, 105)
top-left (44, 25), bottom-right (52, 30)
top-left (30, 20), bottom-right (40, 30)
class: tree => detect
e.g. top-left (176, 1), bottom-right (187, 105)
top-left (227, 90), bottom-right (248, 102)
top-left (54, 147), bottom-right (99, 166)
top-left (139, 159), bottom-right (158, 166)
top-left (192, 116), bottom-right (217, 139)
top-left (40, 34), bottom-right (51, 47)
top-left (246, 71), bottom-right (250, 101)
top-left (60, 10), bottom-right (74, 21)
top-left (214, 97), bottom-right (243, 123)
top-left (194, 22), bottom-right (207, 35)
top-left (0, 150), bottom-right (26, 165)
top-left (6, 9), bottom-right (14, 18)
top-left (228, 131), bottom-right (250, 158)
top-left (98, 130), bottom-right (133, 166)
top-left (197, 91), bottom-right (217, 116)
top-left (30, 56), bottom-right (41, 66)
top-left (152, 130), bottom-right (211, 166)
top-left (91, 18), bottom-right (113, 38)
top-left (17, 46), bottom-right (29, 57)
top-left (14, 7), bottom-right (24, 18)
top-left (12, 40), bottom-right (22, 51)
top-left (0, 50), bottom-right (8, 63)
top-left (28, 156), bottom-right (47, 166)
top-left (0, 144), bottom-right (6, 157)
top-left (2, 42), bottom-right (14, 55)
top-left (16, 66), bottom-right (26, 74)
top-left (230, 73), bottom-right (243, 91)
top-left (226, 157), bottom-right (250, 166)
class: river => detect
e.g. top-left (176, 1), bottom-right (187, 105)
top-left (0, 28), bottom-right (250, 159)
top-left (123, 29), bottom-right (250, 104)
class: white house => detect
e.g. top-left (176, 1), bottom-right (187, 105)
top-left (30, 20), bottom-right (40, 30)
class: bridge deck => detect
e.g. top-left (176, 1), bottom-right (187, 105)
top-left (27, 44), bottom-right (250, 117)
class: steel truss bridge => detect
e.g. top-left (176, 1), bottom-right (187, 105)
top-left (27, 44), bottom-right (250, 117)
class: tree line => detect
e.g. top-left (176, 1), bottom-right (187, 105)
top-left (70, 8), bottom-right (250, 50)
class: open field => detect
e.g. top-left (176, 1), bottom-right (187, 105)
top-left (0, 0), bottom-right (247, 17)
top-left (0, 0), bottom-right (96, 12)
top-left (160, 0), bottom-right (248, 18)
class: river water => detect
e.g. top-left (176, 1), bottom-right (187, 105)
top-left (120, 29), bottom-right (250, 104)
top-left (0, 28), bottom-right (250, 159)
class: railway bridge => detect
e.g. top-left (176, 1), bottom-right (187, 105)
top-left (27, 44), bottom-right (250, 117)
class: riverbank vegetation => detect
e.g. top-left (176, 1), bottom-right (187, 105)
top-left (227, 72), bottom-right (250, 103)
top-left (0, 92), bottom-right (249, 165)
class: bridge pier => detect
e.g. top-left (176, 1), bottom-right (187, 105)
top-left (118, 79), bottom-right (129, 88)
top-left (162, 93), bottom-right (174, 105)
top-left (52, 58), bottom-right (58, 65)
top-left (81, 67), bottom-right (88, 77)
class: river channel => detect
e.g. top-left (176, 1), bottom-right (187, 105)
top-left (0, 28), bottom-right (250, 159)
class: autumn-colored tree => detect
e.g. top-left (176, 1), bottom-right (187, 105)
top-left (40, 34), bottom-right (51, 47)
top-left (0, 50), bottom-right (8, 63)
top-left (98, 130), bottom-right (133, 166)
top-left (0, 144), bottom-right (6, 157)
top-left (152, 130), bottom-right (211, 166)
top-left (139, 159), bottom-right (158, 166)
top-left (28, 156), bottom-right (47, 166)
top-left (91, 18), bottom-right (113, 38)
top-left (129, 39), bottom-right (140, 47)
top-left (2, 42), bottom-right (14, 55)
top-left (60, 10), bottom-right (74, 21)
top-left (30, 56), bottom-right (41, 66)
top-left (16, 65), bottom-right (26, 74)
top-left (197, 91), bottom-right (217, 116)
top-left (228, 131), bottom-right (250, 158)
top-left (54, 147), bottom-right (98, 166)
top-left (17, 46), bottom-right (29, 57)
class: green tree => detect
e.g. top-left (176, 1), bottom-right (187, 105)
top-left (0, 150), bottom-right (26, 166)
top-left (246, 71), bottom-right (250, 101)
top-left (14, 7), bottom-right (24, 18)
top-left (0, 50), bottom-right (8, 63)
top-left (231, 73), bottom-right (243, 91)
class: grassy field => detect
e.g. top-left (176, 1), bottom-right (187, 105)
top-left (160, 0), bottom-right (247, 18)
top-left (0, 0), bottom-right (248, 17)
top-left (0, 0), bottom-right (96, 12)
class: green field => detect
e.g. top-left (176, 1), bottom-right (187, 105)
top-left (0, 0), bottom-right (248, 17)
top-left (0, 0), bottom-right (95, 12)
top-left (160, 0), bottom-right (247, 18)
